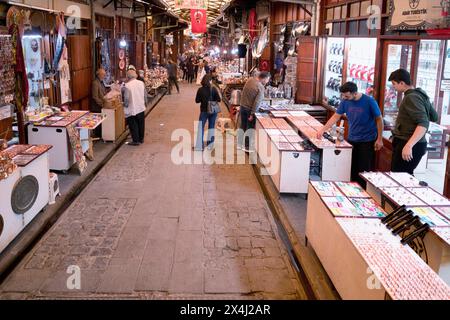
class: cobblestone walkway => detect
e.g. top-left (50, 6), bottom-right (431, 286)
top-left (0, 83), bottom-right (306, 299)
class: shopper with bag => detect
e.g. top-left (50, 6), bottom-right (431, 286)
top-left (194, 75), bottom-right (222, 151)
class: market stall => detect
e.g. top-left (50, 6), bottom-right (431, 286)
top-left (255, 107), bottom-right (352, 194)
top-left (144, 66), bottom-right (168, 98)
top-left (0, 144), bottom-right (52, 253)
top-left (305, 181), bottom-right (450, 300)
top-left (27, 111), bottom-right (104, 172)
top-left (256, 113), bottom-right (312, 194)
top-left (360, 171), bottom-right (450, 283)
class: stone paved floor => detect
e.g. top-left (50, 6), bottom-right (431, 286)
top-left (0, 83), bottom-right (306, 300)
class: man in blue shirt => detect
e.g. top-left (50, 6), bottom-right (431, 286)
top-left (317, 82), bottom-right (384, 187)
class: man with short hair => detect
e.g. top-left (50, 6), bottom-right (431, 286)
top-left (122, 69), bottom-right (148, 146)
top-left (317, 82), bottom-right (383, 187)
top-left (238, 71), bottom-right (271, 152)
top-left (91, 68), bottom-right (109, 138)
top-left (166, 59), bottom-right (180, 95)
top-left (388, 68), bottom-right (438, 174)
top-left (92, 68), bottom-right (108, 113)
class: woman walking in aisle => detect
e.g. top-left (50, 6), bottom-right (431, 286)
top-left (194, 75), bottom-right (222, 151)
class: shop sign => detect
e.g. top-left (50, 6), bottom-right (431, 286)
top-left (174, 0), bottom-right (207, 10)
top-left (388, 0), bottom-right (446, 30)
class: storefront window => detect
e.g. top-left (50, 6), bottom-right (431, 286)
top-left (383, 43), bottom-right (413, 130)
top-left (323, 37), bottom-right (345, 108)
top-left (346, 38), bottom-right (377, 96)
top-left (444, 40), bottom-right (450, 79)
top-left (416, 40), bottom-right (442, 107)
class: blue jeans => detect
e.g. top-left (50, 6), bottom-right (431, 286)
top-left (195, 112), bottom-right (218, 150)
top-left (237, 107), bottom-right (256, 150)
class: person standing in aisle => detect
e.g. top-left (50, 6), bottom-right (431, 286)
top-left (187, 58), bottom-right (195, 84)
top-left (203, 61), bottom-right (211, 75)
top-left (316, 82), bottom-right (384, 188)
top-left (238, 71), bottom-right (271, 152)
top-left (122, 69), bottom-right (148, 146)
top-left (166, 59), bottom-right (180, 95)
top-left (91, 68), bottom-right (108, 138)
top-left (194, 75), bottom-right (222, 151)
top-left (180, 59), bottom-right (187, 81)
top-left (388, 69), bottom-right (438, 174)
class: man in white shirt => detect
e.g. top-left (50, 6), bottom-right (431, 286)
top-left (122, 69), bottom-right (148, 146)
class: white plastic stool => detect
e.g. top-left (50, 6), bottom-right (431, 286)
top-left (48, 172), bottom-right (60, 205)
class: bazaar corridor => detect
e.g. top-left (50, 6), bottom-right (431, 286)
top-left (0, 83), bottom-right (306, 299)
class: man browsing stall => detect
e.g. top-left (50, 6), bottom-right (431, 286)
top-left (316, 82), bottom-right (384, 188)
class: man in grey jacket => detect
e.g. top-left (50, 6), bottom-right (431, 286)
top-left (92, 68), bottom-right (108, 113)
top-left (91, 68), bottom-right (108, 137)
top-left (238, 71), bottom-right (271, 152)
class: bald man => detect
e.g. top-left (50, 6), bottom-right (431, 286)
top-left (92, 68), bottom-right (108, 113)
top-left (91, 68), bottom-right (109, 137)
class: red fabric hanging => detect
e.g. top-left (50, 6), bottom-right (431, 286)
top-left (248, 9), bottom-right (257, 41)
top-left (9, 23), bottom-right (29, 111)
top-left (190, 9), bottom-right (207, 34)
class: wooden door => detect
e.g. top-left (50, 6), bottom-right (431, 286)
top-left (67, 35), bottom-right (92, 111)
top-left (296, 36), bottom-right (319, 104)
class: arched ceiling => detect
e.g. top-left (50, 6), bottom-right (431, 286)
top-left (162, 0), bottom-right (232, 25)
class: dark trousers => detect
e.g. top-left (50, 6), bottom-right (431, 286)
top-left (391, 137), bottom-right (427, 175)
top-left (348, 140), bottom-right (376, 188)
top-left (126, 111), bottom-right (145, 143)
top-left (168, 76), bottom-right (180, 94)
top-left (187, 73), bottom-right (195, 84)
top-left (238, 107), bottom-right (256, 150)
top-left (195, 112), bottom-right (218, 150)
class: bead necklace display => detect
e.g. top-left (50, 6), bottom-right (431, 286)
top-left (409, 207), bottom-right (450, 228)
top-left (434, 207), bottom-right (450, 221)
top-left (311, 181), bottom-right (343, 197)
top-left (360, 172), bottom-right (399, 188)
top-left (349, 198), bottom-right (386, 218)
top-left (431, 227), bottom-right (450, 246)
top-left (337, 218), bottom-right (450, 300)
top-left (386, 172), bottom-right (422, 187)
top-left (321, 196), bottom-right (360, 217)
top-left (407, 187), bottom-right (450, 207)
top-left (335, 181), bottom-right (371, 198)
top-left (379, 187), bottom-right (426, 207)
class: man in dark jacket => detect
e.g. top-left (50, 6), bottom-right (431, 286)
top-left (388, 69), bottom-right (438, 174)
top-left (166, 59), bottom-right (180, 95)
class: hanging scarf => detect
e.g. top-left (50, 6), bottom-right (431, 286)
top-left (53, 13), bottom-right (66, 71)
top-left (66, 124), bottom-right (87, 174)
top-left (9, 20), bottom-right (29, 116)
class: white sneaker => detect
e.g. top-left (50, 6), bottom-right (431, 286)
top-left (242, 148), bottom-right (255, 153)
